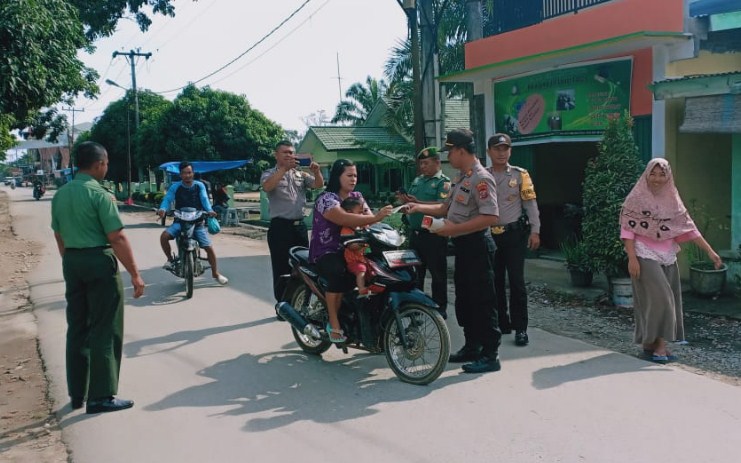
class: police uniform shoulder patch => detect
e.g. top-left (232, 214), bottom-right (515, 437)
top-left (519, 170), bottom-right (537, 201)
top-left (476, 181), bottom-right (489, 199)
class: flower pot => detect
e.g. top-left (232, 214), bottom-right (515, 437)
top-left (689, 263), bottom-right (727, 297)
top-left (569, 269), bottom-right (593, 287)
top-left (609, 277), bottom-right (633, 308)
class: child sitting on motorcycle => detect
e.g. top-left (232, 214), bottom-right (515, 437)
top-left (340, 197), bottom-right (372, 298)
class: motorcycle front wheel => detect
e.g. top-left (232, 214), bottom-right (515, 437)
top-left (184, 251), bottom-right (194, 299)
top-left (287, 284), bottom-right (331, 355)
top-left (383, 303), bottom-right (450, 385)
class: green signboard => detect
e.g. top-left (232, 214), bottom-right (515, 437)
top-left (494, 59), bottom-right (632, 143)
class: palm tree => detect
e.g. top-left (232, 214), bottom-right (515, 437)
top-left (382, 1), bottom-right (494, 132)
top-left (331, 76), bottom-right (388, 125)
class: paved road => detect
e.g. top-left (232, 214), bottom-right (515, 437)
top-left (9, 187), bottom-right (741, 463)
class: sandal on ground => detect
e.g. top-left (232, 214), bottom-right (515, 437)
top-left (326, 324), bottom-right (347, 343)
top-left (649, 354), bottom-right (669, 364)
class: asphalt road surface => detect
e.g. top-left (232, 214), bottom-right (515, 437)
top-left (10, 188), bottom-right (741, 463)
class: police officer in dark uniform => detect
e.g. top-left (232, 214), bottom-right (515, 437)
top-left (397, 147), bottom-right (451, 316)
top-left (406, 129), bottom-right (502, 373)
top-left (51, 141), bottom-right (145, 414)
top-left (486, 133), bottom-right (541, 346)
top-left (261, 140), bottom-right (324, 302)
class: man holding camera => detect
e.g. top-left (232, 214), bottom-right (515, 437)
top-left (261, 140), bottom-right (324, 303)
top-left (397, 147), bottom-right (451, 318)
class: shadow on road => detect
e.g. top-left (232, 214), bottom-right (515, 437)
top-left (124, 318), bottom-right (275, 358)
top-left (144, 349), bottom-right (475, 431)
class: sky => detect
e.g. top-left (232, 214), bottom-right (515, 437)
top-left (72, 0), bottom-right (409, 133)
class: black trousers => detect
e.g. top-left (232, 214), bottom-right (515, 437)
top-left (492, 227), bottom-right (529, 331)
top-left (409, 229), bottom-right (448, 310)
top-left (452, 231), bottom-right (501, 356)
top-left (267, 218), bottom-right (308, 301)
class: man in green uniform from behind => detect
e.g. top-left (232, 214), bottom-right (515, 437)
top-left (51, 141), bottom-right (145, 414)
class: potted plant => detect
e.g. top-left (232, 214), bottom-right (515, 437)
top-left (685, 199), bottom-right (728, 297)
top-left (580, 111), bottom-right (644, 307)
top-left (560, 239), bottom-right (594, 287)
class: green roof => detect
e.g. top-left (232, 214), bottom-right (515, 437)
top-left (309, 126), bottom-right (409, 150)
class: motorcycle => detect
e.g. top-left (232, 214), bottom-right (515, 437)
top-left (33, 183), bottom-right (45, 200)
top-left (277, 222), bottom-right (450, 385)
top-left (164, 207), bottom-right (210, 298)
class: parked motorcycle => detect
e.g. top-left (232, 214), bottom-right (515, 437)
top-left (164, 207), bottom-right (209, 298)
top-left (277, 222), bottom-right (450, 385)
top-left (33, 183), bottom-right (45, 200)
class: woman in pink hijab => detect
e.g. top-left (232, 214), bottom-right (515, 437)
top-left (620, 158), bottom-right (722, 363)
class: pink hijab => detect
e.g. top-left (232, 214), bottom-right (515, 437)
top-left (620, 158), bottom-right (697, 240)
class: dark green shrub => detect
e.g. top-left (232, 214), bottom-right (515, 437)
top-left (581, 111), bottom-right (644, 277)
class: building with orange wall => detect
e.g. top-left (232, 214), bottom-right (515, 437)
top-left (439, 0), bottom-right (740, 260)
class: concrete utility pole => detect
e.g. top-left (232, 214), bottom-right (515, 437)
top-left (403, 0), bottom-right (425, 153)
top-left (112, 49), bottom-right (151, 197)
top-left (419, 0), bottom-right (438, 149)
top-left (62, 107), bottom-right (84, 170)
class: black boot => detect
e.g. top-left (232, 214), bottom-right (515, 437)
top-left (462, 354), bottom-right (501, 373)
top-left (449, 345), bottom-right (483, 363)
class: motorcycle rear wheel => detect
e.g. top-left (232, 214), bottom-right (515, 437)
top-left (287, 284), bottom-right (331, 355)
top-left (383, 303), bottom-right (450, 385)
top-left (184, 252), bottom-right (194, 299)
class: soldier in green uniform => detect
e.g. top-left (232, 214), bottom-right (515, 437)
top-left (51, 141), bottom-right (145, 414)
top-left (406, 129), bottom-right (502, 374)
top-left (397, 147), bottom-right (451, 317)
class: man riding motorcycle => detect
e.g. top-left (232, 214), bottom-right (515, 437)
top-left (157, 161), bottom-right (229, 285)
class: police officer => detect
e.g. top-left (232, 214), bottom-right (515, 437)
top-left (397, 147), bottom-right (451, 317)
top-left (406, 129), bottom-right (502, 374)
top-left (51, 141), bottom-right (145, 414)
top-left (261, 140), bottom-right (324, 302)
top-left (486, 133), bottom-right (541, 346)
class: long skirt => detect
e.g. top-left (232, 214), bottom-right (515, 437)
top-left (632, 258), bottom-right (685, 344)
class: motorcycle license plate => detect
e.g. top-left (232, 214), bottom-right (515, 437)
top-left (383, 250), bottom-right (422, 268)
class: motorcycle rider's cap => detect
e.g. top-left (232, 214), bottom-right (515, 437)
top-left (490, 133), bottom-right (511, 147)
top-left (417, 146), bottom-right (439, 160)
top-left (441, 128), bottom-right (474, 151)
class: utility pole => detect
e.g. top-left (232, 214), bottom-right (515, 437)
top-left (336, 52), bottom-right (343, 102)
top-left (62, 107), bottom-right (84, 170)
top-left (112, 49), bottom-right (151, 200)
top-left (404, 0), bottom-right (425, 154)
top-left (419, 0), bottom-right (438, 149)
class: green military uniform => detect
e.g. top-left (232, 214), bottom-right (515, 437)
top-left (406, 170), bottom-right (451, 310)
top-left (51, 173), bottom-right (126, 400)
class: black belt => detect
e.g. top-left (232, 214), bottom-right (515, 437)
top-left (65, 245), bottom-right (111, 252)
top-left (491, 221), bottom-right (524, 235)
top-left (451, 229), bottom-right (487, 243)
top-left (271, 217), bottom-right (304, 226)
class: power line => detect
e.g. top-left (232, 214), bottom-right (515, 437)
top-left (157, 0), bottom-right (314, 94)
top-left (206, 0), bottom-right (331, 87)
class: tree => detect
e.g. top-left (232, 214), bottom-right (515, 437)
top-left (87, 90), bottom-right (171, 183)
top-left (1, 0), bottom-right (192, 150)
top-left (581, 112), bottom-right (644, 277)
top-left (0, 0), bottom-right (97, 149)
top-left (382, 1), bottom-right (491, 136)
top-left (331, 76), bottom-right (387, 125)
top-left (140, 85), bottom-right (285, 168)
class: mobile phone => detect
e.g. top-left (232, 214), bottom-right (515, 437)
top-left (296, 154), bottom-right (313, 167)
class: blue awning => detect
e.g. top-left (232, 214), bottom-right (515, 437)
top-left (690, 0), bottom-right (741, 17)
top-left (158, 160), bottom-right (251, 175)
